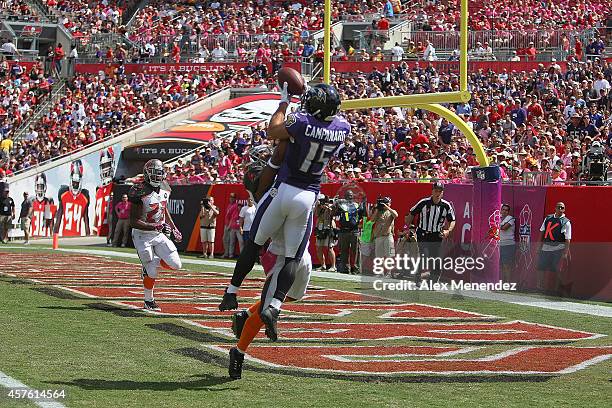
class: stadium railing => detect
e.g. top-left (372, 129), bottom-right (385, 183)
top-left (342, 12), bottom-right (411, 23)
top-left (400, 29), bottom-right (585, 54)
top-left (28, 0), bottom-right (51, 18)
top-left (13, 79), bottom-right (67, 142)
top-left (126, 32), bottom-right (308, 58)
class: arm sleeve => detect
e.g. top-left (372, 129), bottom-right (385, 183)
top-left (410, 199), bottom-right (426, 215)
top-left (127, 185), bottom-right (143, 204)
top-left (445, 203), bottom-right (456, 222)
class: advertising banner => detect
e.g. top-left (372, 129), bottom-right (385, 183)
top-left (6, 144), bottom-right (122, 238)
top-left (471, 167), bottom-right (502, 283)
top-left (53, 179), bottom-right (612, 301)
top-left (74, 62), bottom-right (274, 75)
top-left (134, 93), bottom-right (300, 145)
top-left (501, 185), bottom-right (547, 289)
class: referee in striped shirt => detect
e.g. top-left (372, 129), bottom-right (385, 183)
top-left (405, 182), bottom-right (456, 282)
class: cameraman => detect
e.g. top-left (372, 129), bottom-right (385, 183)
top-left (371, 196), bottom-right (398, 273)
top-left (335, 190), bottom-right (365, 274)
top-left (314, 194), bottom-right (336, 272)
top-left (199, 196), bottom-right (219, 258)
top-left (581, 141), bottom-right (608, 182)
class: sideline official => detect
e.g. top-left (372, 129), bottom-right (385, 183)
top-left (405, 182), bottom-right (455, 282)
top-left (536, 202), bottom-right (571, 293)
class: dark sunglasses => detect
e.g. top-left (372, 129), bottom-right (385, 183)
top-left (556, 205), bottom-right (565, 209)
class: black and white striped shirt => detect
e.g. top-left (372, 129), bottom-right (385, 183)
top-left (410, 197), bottom-right (455, 233)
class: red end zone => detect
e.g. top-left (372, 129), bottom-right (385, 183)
top-left (113, 301), bottom-right (496, 320)
top-left (190, 320), bottom-right (602, 342)
top-left (62, 285), bottom-right (386, 303)
top-left (205, 345), bottom-right (612, 375)
top-left (3, 251), bottom-right (611, 379)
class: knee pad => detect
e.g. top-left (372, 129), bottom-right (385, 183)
top-left (161, 251), bottom-right (182, 270)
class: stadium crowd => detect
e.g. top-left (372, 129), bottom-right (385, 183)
top-left (157, 57), bottom-right (611, 186)
top-left (1, 64), bottom-right (274, 176)
top-left (0, 57), bottom-right (54, 177)
top-left (409, 0), bottom-right (610, 32)
top-left (0, 0), bottom-right (610, 184)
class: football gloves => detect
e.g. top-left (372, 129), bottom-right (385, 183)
top-left (154, 223), bottom-right (182, 242)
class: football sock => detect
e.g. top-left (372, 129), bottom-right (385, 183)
top-left (269, 298), bottom-right (282, 311)
top-left (237, 310), bottom-right (264, 352)
top-left (143, 276), bottom-right (155, 301)
top-left (227, 284), bottom-right (239, 295)
top-left (271, 258), bottom-right (298, 304)
top-left (247, 301), bottom-right (261, 316)
top-left (230, 239), bottom-right (262, 288)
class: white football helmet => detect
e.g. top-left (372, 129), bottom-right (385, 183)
top-left (69, 160), bottom-right (84, 195)
top-left (99, 147), bottom-right (115, 186)
top-left (143, 159), bottom-right (165, 187)
top-left (35, 173), bottom-right (47, 201)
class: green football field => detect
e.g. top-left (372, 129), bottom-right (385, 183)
top-left (0, 245), bottom-right (610, 408)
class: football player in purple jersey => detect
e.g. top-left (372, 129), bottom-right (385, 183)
top-left (219, 82), bottom-right (351, 342)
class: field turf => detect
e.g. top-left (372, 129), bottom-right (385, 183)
top-left (0, 246), bottom-right (610, 408)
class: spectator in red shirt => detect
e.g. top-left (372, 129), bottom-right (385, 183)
top-left (377, 16), bottom-right (390, 31)
top-left (525, 42), bottom-right (537, 61)
top-left (53, 43), bottom-right (65, 75)
top-left (526, 95), bottom-right (544, 119)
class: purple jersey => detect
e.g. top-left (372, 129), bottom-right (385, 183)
top-left (278, 111), bottom-right (350, 192)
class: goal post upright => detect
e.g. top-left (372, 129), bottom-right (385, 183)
top-left (323, 0), bottom-right (489, 166)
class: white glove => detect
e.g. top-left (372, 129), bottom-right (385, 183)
top-left (279, 82), bottom-right (290, 104)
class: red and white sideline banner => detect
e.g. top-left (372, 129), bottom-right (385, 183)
top-left (74, 62), bottom-right (273, 75)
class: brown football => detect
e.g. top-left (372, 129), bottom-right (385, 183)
top-left (277, 67), bottom-right (305, 96)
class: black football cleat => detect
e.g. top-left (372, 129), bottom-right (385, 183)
top-left (260, 306), bottom-right (280, 341)
top-left (228, 347), bottom-right (244, 380)
top-left (144, 300), bottom-right (161, 311)
top-left (218, 290), bottom-right (238, 311)
top-left (232, 310), bottom-right (248, 339)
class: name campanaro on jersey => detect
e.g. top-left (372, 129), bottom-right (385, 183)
top-left (304, 125), bottom-right (348, 142)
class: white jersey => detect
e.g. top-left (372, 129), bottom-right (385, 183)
top-left (128, 181), bottom-right (171, 229)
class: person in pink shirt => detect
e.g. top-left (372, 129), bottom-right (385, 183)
top-left (223, 192), bottom-right (241, 258)
top-left (113, 193), bottom-right (132, 247)
top-left (217, 150), bottom-right (232, 179)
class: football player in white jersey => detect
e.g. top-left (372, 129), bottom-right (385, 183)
top-left (128, 159), bottom-right (183, 311)
top-left (228, 226), bottom-right (312, 379)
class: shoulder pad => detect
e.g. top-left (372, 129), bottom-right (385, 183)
top-left (161, 180), bottom-right (172, 192)
top-left (285, 112), bottom-right (298, 128)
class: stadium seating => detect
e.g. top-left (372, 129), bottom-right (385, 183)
top-left (1, 1), bottom-right (610, 185)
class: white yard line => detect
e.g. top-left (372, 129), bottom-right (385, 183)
top-left (4, 246), bottom-right (612, 318)
top-left (0, 371), bottom-right (66, 408)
